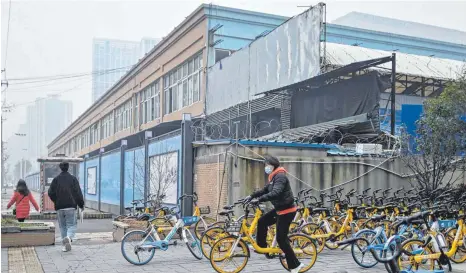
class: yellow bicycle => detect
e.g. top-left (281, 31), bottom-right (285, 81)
top-left (209, 201), bottom-right (317, 273)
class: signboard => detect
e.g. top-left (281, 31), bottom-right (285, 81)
top-left (87, 167), bottom-right (97, 195)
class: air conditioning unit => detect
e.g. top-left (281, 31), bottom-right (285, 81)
top-left (355, 144), bottom-right (383, 155)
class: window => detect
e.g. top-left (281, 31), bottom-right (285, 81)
top-left (101, 112), bottom-right (114, 139)
top-left (163, 52), bottom-right (203, 114)
top-left (90, 122), bottom-right (100, 145)
top-left (115, 99), bottom-right (132, 132)
top-left (138, 80), bottom-right (160, 125)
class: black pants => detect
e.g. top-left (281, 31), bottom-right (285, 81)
top-left (17, 218), bottom-right (25, 222)
top-left (256, 209), bottom-right (300, 269)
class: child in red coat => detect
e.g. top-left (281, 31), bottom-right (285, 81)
top-left (7, 179), bottom-right (40, 222)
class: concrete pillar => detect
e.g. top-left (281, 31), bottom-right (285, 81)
top-left (181, 113), bottom-right (194, 216)
top-left (120, 140), bottom-right (127, 215)
top-left (144, 131), bottom-right (152, 204)
top-left (98, 148), bottom-right (104, 212)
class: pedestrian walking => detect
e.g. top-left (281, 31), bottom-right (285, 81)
top-left (7, 179), bottom-right (40, 222)
top-left (48, 162), bottom-right (84, 252)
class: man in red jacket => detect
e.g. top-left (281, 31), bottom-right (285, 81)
top-left (48, 162), bottom-right (84, 252)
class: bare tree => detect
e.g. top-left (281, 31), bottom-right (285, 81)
top-left (148, 150), bottom-right (178, 205)
top-left (126, 147), bottom-right (178, 206)
top-left (400, 68), bottom-right (466, 193)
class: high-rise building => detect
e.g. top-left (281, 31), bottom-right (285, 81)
top-left (92, 38), bottom-right (160, 102)
top-left (26, 95), bottom-right (72, 164)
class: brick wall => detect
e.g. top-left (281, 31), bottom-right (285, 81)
top-left (194, 157), bottom-right (229, 217)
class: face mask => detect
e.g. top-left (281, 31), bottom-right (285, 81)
top-left (265, 165), bottom-right (274, 174)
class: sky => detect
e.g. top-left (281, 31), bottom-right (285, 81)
top-left (1, 0), bottom-right (466, 142)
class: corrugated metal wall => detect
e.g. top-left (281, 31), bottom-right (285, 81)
top-left (206, 5), bottom-right (323, 114)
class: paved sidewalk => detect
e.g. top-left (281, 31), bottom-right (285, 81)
top-left (31, 243), bottom-right (407, 273)
top-left (3, 242), bottom-right (466, 273)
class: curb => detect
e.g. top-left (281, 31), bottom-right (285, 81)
top-left (1, 212), bottom-right (113, 220)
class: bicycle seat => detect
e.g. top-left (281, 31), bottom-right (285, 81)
top-left (311, 208), bottom-right (330, 214)
top-left (347, 205), bottom-right (359, 209)
top-left (223, 205), bottom-right (234, 210)
top-left (124, 207), bottom-right (133, 211)
top-left (370, 215), bottom-right (386, 222)
top-left (135, 206), bottom-right (145, 211)
top-left (218, 210), bottom-right (234, 216)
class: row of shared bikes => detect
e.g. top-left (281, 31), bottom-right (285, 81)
top-left (118, 186), bottom-right (466, 273)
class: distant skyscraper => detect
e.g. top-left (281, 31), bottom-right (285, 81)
top-left (26, 95), bottom-right (72, 163)
top-left (92, 38), bottom-right (160, 102)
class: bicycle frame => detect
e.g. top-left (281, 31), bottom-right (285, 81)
top-left (139, 215), bottom-right (195, 251)
top-left (312, 208), bottom-right (354, 239)
top-left (412, 219), bottom-right (464, 263)
top-left (225, 214), bottom-right (303, 258)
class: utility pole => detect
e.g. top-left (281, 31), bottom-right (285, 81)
top-left (1, 69), bottom-right (10, 193)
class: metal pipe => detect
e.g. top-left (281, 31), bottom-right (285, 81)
top-left (390, 53), bottom-right (396, 137)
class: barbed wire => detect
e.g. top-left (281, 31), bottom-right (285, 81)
top-left (191, 118), bottom-right (282, 141)
top-left (191, 117), bottom-right (391, 149)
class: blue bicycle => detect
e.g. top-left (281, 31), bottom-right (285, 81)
top-left (338, 233), bottom-right (446, 273)
top-left (349, 214), bottom-right (425, 268)
top-left (120, 204), bottom-right (203, 265)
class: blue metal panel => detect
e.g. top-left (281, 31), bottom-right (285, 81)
top-left (85, 158), bottom-right (99, 202)
top-left (401, 104), bottom-right (424, 136)
top-left (148, 135), bottom-right (182, 205)
top-left (148, 135), bottom-right (182, 156)
top-left (124, 148), bottom-right (145, 207)
top-left (100, 151), bottom-right (121, 206)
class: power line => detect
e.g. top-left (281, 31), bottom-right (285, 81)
top-left (3, 66), bottom-right (133, 93)
top-left (8, 65), bottom-right (133, 85)
top-left (3, 0), bottom-right (12, 69)
top-left (9, 67), bottom-right (123, 107)
top-left (11, 78), bottom-right (93, 108)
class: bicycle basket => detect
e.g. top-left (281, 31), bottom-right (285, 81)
top-left (182, 216), bottom-right (199, 226)
top-left (199, 206), bottom-right (211, 215)
top-left (225, 221), bottom-right (241, 233)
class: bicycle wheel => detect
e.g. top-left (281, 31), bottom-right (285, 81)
top-left (279, 234), bottom-right (317, 272)
top-left (201, 226), bottom-right (228, 259)
top-left (289, 221), bottom-right (300, 234)
top-left (184, 227), bottom-right (203, 260)
top-left (120, 230), bottom-right (155, 265)
top-left (210, 235), bottom-right (249, 273)
top-left (350, 230), bottom-right (381, 268)
top-left (446, 228), bottom-right (466, 263)
top-left (399, 238), bottom-right (435, 271)
top-left (299, 223), bottom-right (325, 253)
top-left (194, 216), bottom-right (217, 239)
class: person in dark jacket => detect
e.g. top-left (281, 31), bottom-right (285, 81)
top-left (245, 155), bottom-right (303, 273)
top-left (48, 162), bottom-right (84, 252)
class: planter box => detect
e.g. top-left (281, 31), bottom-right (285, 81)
top-left (1, 222), bottom-right (55, 248)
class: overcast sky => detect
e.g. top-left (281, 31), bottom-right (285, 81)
top-left (1, 0), bottom-right (466, 140)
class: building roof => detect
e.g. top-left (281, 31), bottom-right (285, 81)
top-left (332, 12), bottom-right (466, 46)
top-left (257, 114), bottom-right (377, 143)
top-left (325, 42), bottom-right (465, 80)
